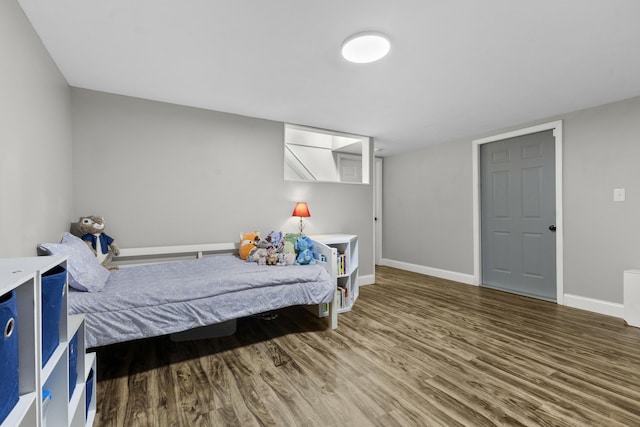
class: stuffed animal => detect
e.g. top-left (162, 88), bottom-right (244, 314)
top-left (294, 235), bottom-right (316, 265)
top-left (266, 246), bottom-right (278, 266)
top-left (255, 250), bottom-right (268, 265)
top-left (283, 233), bottom-right (301, 257)
top-left (284, 253), bottom-right (296, 265)
top-left (78, 215), bottom-right (120, 270)
top-left (266, 230), bottom-right (285, 256)
top-left (239, 231), bottom-right (260, 260)
top-left (248, 236), bottom-right (270, 265)
top-left (267, 230), bottom-right (283, 246)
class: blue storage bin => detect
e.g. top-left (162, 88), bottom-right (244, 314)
top-left (68, 332), bottom-right (78, 400)
top-left (42, 389), bottom-right (52, 427)
top-left (0, 289), bottom-right (19, 424)
top-left (85, 368), bottom-right (94, 420)
top-left (42, 265), bottom-right (66, 367)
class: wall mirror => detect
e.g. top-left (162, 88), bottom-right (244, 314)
top-left (284, 123), bottom-right (371, 184)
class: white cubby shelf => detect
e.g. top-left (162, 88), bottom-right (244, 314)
top-left (309, 234), bottom-right (359, 317)
top-left (0, 256), bottom-right (97, 427)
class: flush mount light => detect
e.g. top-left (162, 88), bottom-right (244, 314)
top-left (341, 32), bottom-right (390, 63)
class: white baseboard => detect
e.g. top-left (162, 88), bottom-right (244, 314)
top-left (359, 274), bottom-right (375, 286)
top-left (563, 294), bottom-right (624, 319)
top-left (379, 260), bottom-right (624, 320)
top-left (380, 259), bottom-right (476, 285)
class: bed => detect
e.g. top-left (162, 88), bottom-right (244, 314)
top-left (40, 235), bottom-right (339, 348)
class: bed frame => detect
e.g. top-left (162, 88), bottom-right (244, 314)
top-left (112, 239), bottom-right (339, 333)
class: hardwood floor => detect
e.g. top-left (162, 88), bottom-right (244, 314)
top-left (93, 266), bottom-right (640, 426)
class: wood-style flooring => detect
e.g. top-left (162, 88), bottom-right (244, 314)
top-left (93, 266), bottom-right (640, 426)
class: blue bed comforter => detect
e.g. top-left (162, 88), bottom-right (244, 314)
top-left (69, 255), bottom-right (335, 347)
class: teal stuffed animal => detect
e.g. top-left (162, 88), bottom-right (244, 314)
top-left (294, 236), bottom-right (316, 265)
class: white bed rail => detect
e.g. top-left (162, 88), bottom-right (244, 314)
top-left (114, 239), bottom-right (338, 330)
top-left (116, 242), bottom-right (238, 260)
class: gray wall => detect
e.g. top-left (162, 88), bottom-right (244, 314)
top-left (383, 95), bottom-right (640, 305)
top-left (70, 89), bottom-right (374, 278)
top-left (0, 0), bottom-right (73, 257)
top-left (562, 97), bottom-right (640, 302)
top-left (383, 139), bottom-right (474, 273)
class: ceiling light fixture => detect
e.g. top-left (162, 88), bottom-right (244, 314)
top-left (341, 32), bottom-right (390, 64)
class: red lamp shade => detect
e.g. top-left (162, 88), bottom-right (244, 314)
top-left (292, 202), bottom-right (311, 218)
top-left (292, 202), bottom-right (310, 234)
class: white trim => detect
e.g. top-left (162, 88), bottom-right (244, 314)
top-left (359, 274), bottom-right (375, 286)
top-left (564, 294), bottom-right (623, 319)
top-left (380, 259), bottom-right (624, 320)
top-left (374, 158), bottom-right (383, 265)
top-left (117, 242), bottom-right (238, 258)
top-left (381, 259), bottom-right (476, 285)
top-left (472, 120), bottom-right (564, 304)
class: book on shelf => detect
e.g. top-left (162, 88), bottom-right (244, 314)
top-left (338, 285), bottom-right (348, 309)
top-left (337, 252), bottom-right (347, 275)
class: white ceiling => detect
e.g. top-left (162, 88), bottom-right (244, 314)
top-left (17, 0), bottom-right (640, 156)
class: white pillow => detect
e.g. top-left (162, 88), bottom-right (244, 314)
top-left (39, 232), bottom-right (110, 292)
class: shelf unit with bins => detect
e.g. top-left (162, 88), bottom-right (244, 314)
top-left (309, 234), bottom-right (359, 317)
top-left (0, 266), bottom-right (37, 427)
top-left (0, 256), bottom-right (96, 427)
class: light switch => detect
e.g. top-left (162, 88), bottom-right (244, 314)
top-left (614, 188), bottom-right (626, 202)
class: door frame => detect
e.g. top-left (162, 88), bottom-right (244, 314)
top-left (472, 120), bottom-right (564, 304)
top-left (374, 157), bottom-right (383, 265)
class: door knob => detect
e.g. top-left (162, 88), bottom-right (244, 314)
top-left (549, 225), bottom-right (556, 232)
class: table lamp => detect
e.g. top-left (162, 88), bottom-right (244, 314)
top-left (292, 202), bottom-right (311, 234)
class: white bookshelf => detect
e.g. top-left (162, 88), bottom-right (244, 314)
top-left (0, 266), bottom-right (37, 427)
top-left (0, 257), bottom-right (96, 427)
top-left (309, 234), bottom-right (359, 317)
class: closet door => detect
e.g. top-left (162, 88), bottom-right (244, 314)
top-left (481, 130), bottom-right (556, 301)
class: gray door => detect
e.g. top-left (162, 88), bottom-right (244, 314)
top-left (480, 130), bottom-right (556, 301)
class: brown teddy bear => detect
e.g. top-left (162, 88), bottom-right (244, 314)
top-left (266, 246), bottom-right (278, 266)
